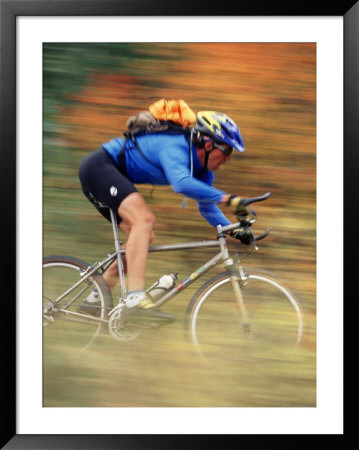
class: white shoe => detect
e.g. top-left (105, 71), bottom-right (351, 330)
top-left (125, 291), bottom-right (147, 309)
top-left (77, 289), bottom-right (101, 317)
top-left (109, 292), bottom-right (148, 315)
top-left (86, 289), bottom-right (100, 302)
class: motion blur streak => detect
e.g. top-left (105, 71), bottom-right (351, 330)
top-left (43, 43), bottom-right (316, 407)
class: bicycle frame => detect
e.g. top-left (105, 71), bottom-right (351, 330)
top-left (109, 208), bottom-right (243, 309)
top-left (49, 206), bottom-right (262, 324)
top-left (46, 193), bottom-right (272, 327)
top-left (50, 230), bottom-right (242, 322)
top-left (44, 192), bottom-right (307, 355)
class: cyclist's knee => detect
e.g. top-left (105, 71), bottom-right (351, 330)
top-left (142, 211), bottom-right (155, 229)
top-left (136, 212), bottom-right (155, 238)
top-left (119, 207), bottom-right (155, 240)
top-left (118, 192), bottom-right (155, 231)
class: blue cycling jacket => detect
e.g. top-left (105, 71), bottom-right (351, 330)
top-left (102, 132), bottom-right (231, 228)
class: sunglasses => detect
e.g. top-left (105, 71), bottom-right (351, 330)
top-left (213, 143), bottom-right (233, 156)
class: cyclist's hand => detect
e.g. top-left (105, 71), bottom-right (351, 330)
top-left (230, 227), bottom-right (255, 245)
top-left (228, 196), bottom-right (256, 222)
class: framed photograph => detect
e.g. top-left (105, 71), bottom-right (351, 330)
top-left (1, 1), bottom-right (357, 448)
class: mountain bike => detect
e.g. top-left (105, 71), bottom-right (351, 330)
top-left (43, 192), bottom-right (304, 357)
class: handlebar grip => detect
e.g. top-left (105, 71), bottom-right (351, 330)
top-left (241, 192), bottom-right (271, 206)
top-left (255, 228), bottom-right (271, 241)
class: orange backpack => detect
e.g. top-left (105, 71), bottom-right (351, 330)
top-left (125, 98), bottom-right (196, 137)
top-left (149, 98), bottom-right (196, 127)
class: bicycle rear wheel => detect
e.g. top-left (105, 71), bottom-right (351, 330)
top-left (43, 255), bottom-right (113, 352)
top-left (185, 270), bottom-right (304, 360)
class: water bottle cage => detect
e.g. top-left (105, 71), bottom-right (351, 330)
top-left (147, 284), bottom-right (168, 295)
top-left (146, 273), bottom-right (177, 300)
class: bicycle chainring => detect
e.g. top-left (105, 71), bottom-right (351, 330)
top-left (108, 305), bottom-right (142, 342)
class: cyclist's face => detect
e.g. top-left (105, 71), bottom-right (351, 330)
top-left (207, 145), bottom-right (232, 171)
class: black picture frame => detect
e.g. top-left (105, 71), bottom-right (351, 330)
top-left (1, 1), bottom-right (357, 448)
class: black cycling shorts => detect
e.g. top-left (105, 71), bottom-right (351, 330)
top-left (78, 148), bottom-right (137, 223)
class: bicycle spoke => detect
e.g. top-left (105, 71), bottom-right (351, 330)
top-left (187, 271), bottom-right (304, 360)
top-left (43, 257), bottom-right (111, 352)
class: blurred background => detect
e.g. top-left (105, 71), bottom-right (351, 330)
top-left (43, 43), bottom-right (316, 407)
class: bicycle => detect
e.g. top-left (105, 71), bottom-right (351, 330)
top-left (43, 192), bottom-right (304, 357)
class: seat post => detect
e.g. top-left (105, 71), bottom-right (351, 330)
top-left (109, 208), bottom-right (127, 300)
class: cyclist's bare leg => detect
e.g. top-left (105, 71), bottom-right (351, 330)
top-left (102, 242), bottom-right (127, 291)
top-left (102, 192), bottom-right (155, 293)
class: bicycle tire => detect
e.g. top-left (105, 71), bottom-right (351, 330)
top-left (185, 270), bottom-right (304, 360)
top-left (43, 255), bottom-right (113, 352)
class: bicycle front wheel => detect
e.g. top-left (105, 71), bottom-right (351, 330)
top-left (43, 255), bottom-right (113, 352)
top-left (185, 270), bottom-right (304, 360)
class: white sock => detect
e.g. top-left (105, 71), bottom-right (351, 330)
top-left (125, 291), bottom-right (146, 308)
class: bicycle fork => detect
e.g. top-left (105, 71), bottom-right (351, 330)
top-left (223, 259), bottom-right (251, 333)
top-left (218, 229), bottom-right (252, 335)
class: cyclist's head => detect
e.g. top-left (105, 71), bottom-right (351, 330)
top-left (193, 111), bottom-right (245, 153)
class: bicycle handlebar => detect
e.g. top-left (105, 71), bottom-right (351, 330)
top-left (218, 192), bottom-right (272, 244)
top-left (254, 227), bottom-right (271, 241)
top-left (239, 191), bottom-right (271, 206)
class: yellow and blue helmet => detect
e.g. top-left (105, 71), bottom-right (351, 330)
top-left (194, 111), bottom-right (245, 152)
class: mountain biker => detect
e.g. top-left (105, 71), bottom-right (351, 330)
top-left (78, 110), bottom-right (251, 323)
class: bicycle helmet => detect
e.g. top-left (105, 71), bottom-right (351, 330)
top-left (194, 111), bottom-right (245, 152)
